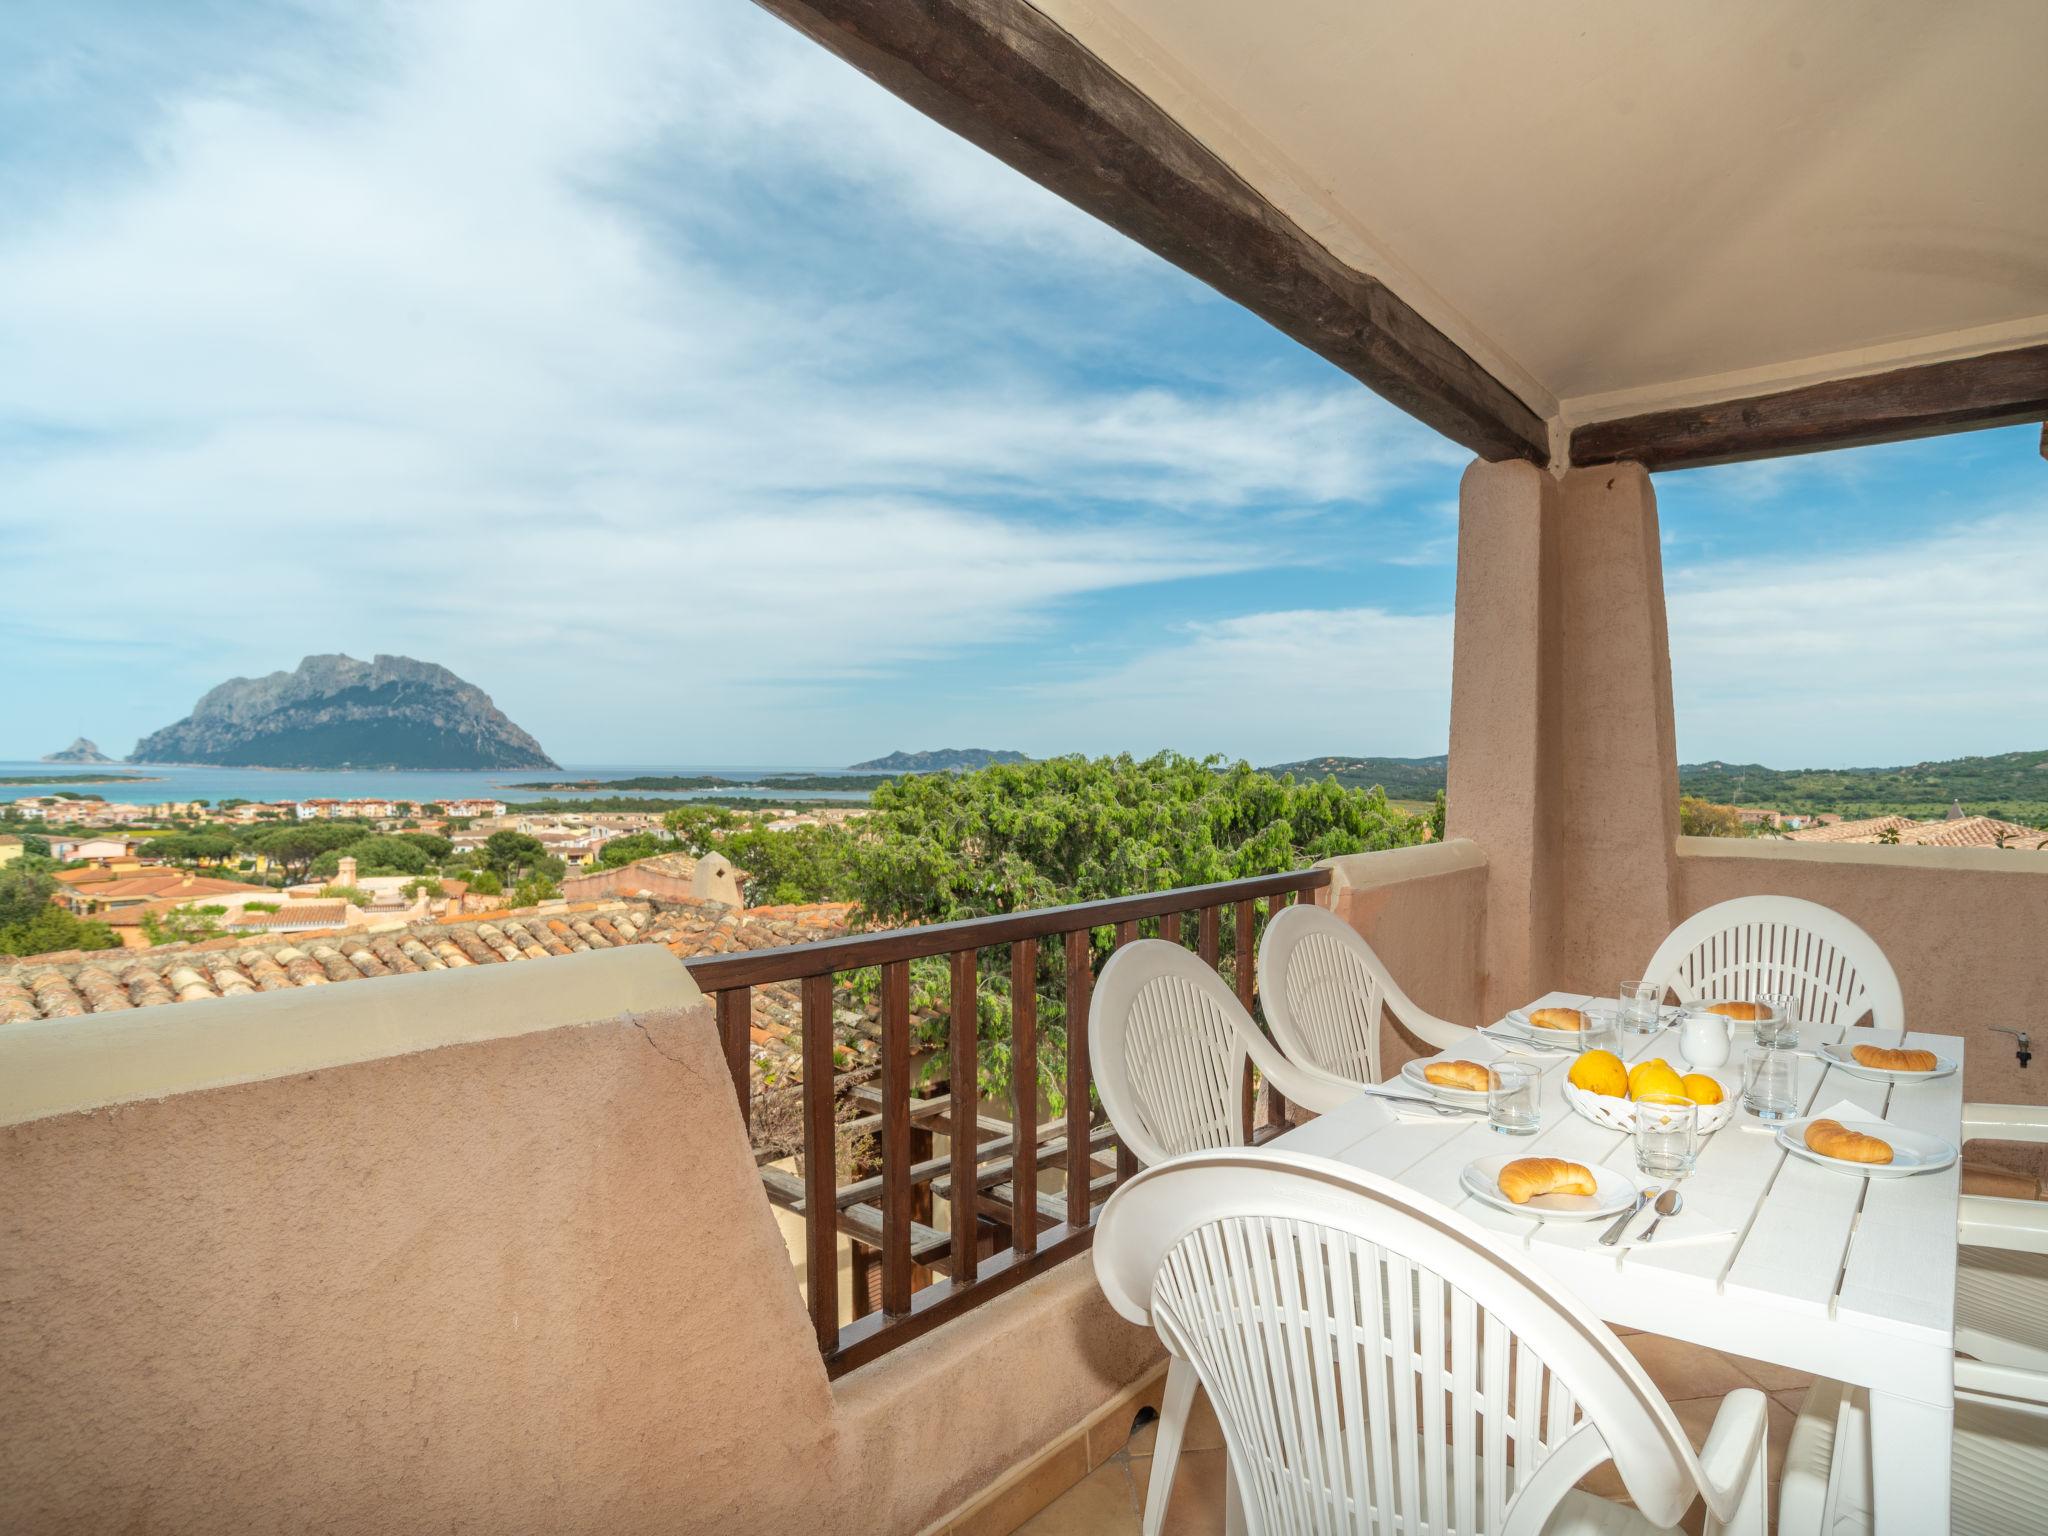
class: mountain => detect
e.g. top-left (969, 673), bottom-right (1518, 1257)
top-left (848, 748), bottom-right (1031, 773)
top-left (41, 737), bottom-right (115, 764)
top-left (129, 655), bottom-right (558, 771)
top-left (1263, 755), bottom-right (1449, 801)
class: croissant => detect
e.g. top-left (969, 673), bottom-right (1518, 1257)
top-left (1851, 1044), bottom-right (1939, 1073)
top-left (1423, 1060), bottom-right (1491, 1092)
top-left (1529, 1007), bottom-right (1586, 1032)
top-left (1499, 1157), bottom-right (1597, 1204)
top-left (1804, 1118), bottom-right (1893, 1165)
top-left (1707, 1001), bottom-right (1760, 1023)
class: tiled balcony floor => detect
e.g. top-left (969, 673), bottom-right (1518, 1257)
top-left (1015, 1331), bottom-right (1810, 1535)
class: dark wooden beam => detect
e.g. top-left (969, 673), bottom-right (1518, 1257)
top-left (1572, 343), bottom-right (2048, 472)
top-left (749, 0), bottom-right (1547, 464)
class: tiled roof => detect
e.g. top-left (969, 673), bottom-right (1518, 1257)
top-left (1785, 813), bottom-right (2048, 848)
top-left (1783, 816), bottom-right (1917, 844)
top-left (233, 901), bottom-right (352, 928)
top-left (1897, 815), bottom-right (2048, 849)
top-left (57, 871), bottom-right (268, 903)
top-left (0, 896), bottom-right (855, 1025)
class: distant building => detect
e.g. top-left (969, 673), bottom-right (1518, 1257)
top-left (48, 835), bottom-right (144, 867)
top-left (0, 834), bottom-right (21, 868)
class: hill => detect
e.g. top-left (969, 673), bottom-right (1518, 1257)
top-left (42, 737), bottom-right (115, 764)
top-left (1677, 750), bottom-right (2048, 822)
top-left (130, 654), bottom-right (558, 771)
top-left (1262, 755), bottom-right (1449, 801)
top-left (848, 748), bottom-right (1031, 773)
top-left (1270, 748), bottom-right (2048, 824)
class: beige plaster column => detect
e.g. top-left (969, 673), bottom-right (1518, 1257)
top-left (1446, 458), bottom-right (1679, 1018)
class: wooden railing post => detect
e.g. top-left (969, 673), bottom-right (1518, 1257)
top-left (1064, 929), bottom-right (1093, 1229)
top-left (715, 986), bottom-right (752, 1132)
top-left (1011, 938), bottom-right (1039, 1254)
top-left (1234, 901), bottom-right (1259, 1132)
top-left (880, 959), bottom-right (912, 1316)
top-left (801, 973), bottom-right (838, 1355)
top-left (948, 949), bottom-right (980, 1287)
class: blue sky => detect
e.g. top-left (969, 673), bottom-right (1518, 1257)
top-left (3, 1), bottom-right (2043, 769)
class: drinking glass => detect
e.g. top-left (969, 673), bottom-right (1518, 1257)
top-left (1756, 991), bottom-right (1800, 1049)
top-left (1488, 1062), bottom-right (1541, 1136)
top-left (1741, 1046), bottom-right (1799, 1122)
top-left (1619, 980), bottom-right (1662, 1036)
top-left (1634, 1092), bottom-right (1698, 1178)
top-left (1579, 1007), bottom-right (1621, 1057)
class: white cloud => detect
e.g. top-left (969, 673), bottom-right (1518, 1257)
top-left (1668, 508), bottom-right (2048, 764)
top-left (0, 0), bottom-right (1456, 761)
top-left (1027, 607), bottom-right (1454, 762)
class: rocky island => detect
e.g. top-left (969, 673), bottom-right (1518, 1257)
top-left (130, 654), bottom-right (558, 771)
top-left (41, 737), bottom-right (116, 764)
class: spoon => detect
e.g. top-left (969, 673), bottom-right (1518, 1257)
top-left (1598, 1186), bottom-right (1658, 1247)
top-left (1635, 1187), bottom-right (1683, 1243)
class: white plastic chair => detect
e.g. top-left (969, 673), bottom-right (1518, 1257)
top-left (1956, 1102), bottom-right (2048, 1372)
top-left (1640, 896), bottom-right (1904, 1034)
top-left (1778, 1362), bottom-right (2048, 1536)
top-left (1088, 941), bottom-right (1354, 1535)
top-left (1256, 902), bottom-right (1473, 1090)
top-left (1089, 939), bottom-right (1354, 1168)
top-left (1778, 1103), bottom-right (2048, 1534)
top-left (1094, 1149), bottom-right (1771, 1535)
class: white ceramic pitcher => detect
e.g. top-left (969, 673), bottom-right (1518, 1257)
top-left (1677, 1008), bottom-right (1733, 1070)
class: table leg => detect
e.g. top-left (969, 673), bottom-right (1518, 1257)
top-left (1868, 1389), bottom-right (1951, 1536)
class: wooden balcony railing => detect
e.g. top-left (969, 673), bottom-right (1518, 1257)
top-left (682, 866), bottom-right (1333, 1375)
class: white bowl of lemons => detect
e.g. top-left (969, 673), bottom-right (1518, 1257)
top-left (1563, 1051), bottom-right (1736, 1134)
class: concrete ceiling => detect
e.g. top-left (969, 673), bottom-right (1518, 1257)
top-left (1028, 0), bottom-right (2048, 432)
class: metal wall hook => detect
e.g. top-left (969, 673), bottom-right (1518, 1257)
top-left (1990, 1025), bottom-right (2032, 1068)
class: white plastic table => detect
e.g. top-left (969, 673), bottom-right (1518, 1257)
top-left (1273, 992), bottom-right (1963, 1535)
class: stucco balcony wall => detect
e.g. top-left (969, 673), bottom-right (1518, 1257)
top-left (0, 946), bottom-right (1157, 1536)
top-left (1676, 836), bottom-right (2048, 1111)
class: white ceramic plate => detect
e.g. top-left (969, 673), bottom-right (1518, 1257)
top-left (1501, 1006), bottom-right (1597, 1044)
top-left (1775, 1116), bottom-right (1958, 1179)
top-left (1459, 1155), bottom-right (1642, 1221)
top-left (1400, 1057), bottom-right (1492, 1104)
top-left (1818, 1040), bottom-right (1959, 1083)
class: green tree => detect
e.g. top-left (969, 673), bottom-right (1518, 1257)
top-left (857, 754), bottom-right (1427, 1103)
top-left (0, 866), bottom-right (61, 929)
top-left (325, 835), bottom-right (432, 876)
top-left (249, 822), bottom-right (363, 882)
top-left (0, 904), bottom-right (119, 958)
top-left (397, 831), bottom-right (453, 862)
top-left (511, 872), bottom-right (562, 907)
top-left (141, 904), bottom-right (230, 945)
top-left (481, 830), bottom-right (549, 882)
top-left (467, 870), bottom-right (503, 896)
top-left (149, 830), bottom-right (240, 866)
top-left (1678, 796), bottom-right (1749, 838)
top-left (596, 831), bottom-right (666, 868)
top-left (320, 884), bottom-right (371, 907)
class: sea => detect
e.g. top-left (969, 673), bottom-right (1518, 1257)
top-left (0, 761), bottom-right (875, 806)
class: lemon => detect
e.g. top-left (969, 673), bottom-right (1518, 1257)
top-left (1681, 1072), bottom-right (1725, 1106)
top-left (1568, 1048), bottom-right (1629, 1099)
top-left (1627, 1058), bottom-right (1685, 1101)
